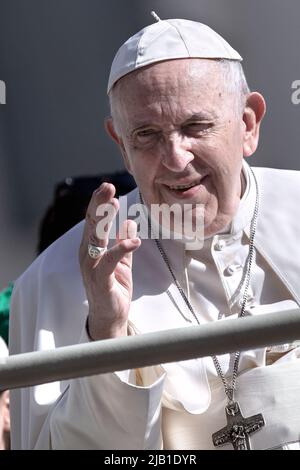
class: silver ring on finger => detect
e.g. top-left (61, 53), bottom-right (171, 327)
top-left (88, 243), bottom-right (107, 259)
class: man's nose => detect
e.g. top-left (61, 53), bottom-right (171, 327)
top-left (161, 133), bottom-right (194, 172)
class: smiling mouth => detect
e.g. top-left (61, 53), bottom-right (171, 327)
top-left (165, 177), bottom-right (206, 191)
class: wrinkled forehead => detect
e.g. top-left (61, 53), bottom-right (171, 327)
top-left (111, 58), bottom-right (229, 119)
top-left (113, 58), bottom-right (223, 97)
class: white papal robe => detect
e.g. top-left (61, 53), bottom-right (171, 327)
top-left (9, 162), bottom-right (300, 449)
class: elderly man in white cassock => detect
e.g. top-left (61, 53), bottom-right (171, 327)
top-left (9, 13), bottom-right (300, 450)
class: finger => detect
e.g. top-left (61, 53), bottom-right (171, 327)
top-left (87, 182), bottom-right (116, 223)
top-left (94, 199), bottom-right (119, 244)
top-left (101, 221), bottom-right (141, 276)
top-left (83, 182), bottom-right (117, 244)
top-left (85, 197), bottom-right (119, 254)
top-left (84, 200), bottom-right (119, 268)
top-left (117, 219), bottom-right (139, 268)
top-left (102, 239), bottom-right (141, 277)
top-left (80, 182), bottom-right (119, 266)
top-left (117, 218), bottom-right (137, 241)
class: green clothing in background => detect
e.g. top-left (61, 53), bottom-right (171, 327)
top-left (0, 283), bottom-right (13, 345)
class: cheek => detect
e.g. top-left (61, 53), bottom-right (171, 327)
top-left (193, 136), bottom-right (228, 168)
top-left (120, 146), bottom-right (133, 174)
top-left (125, 148), bottom-right (160, 180)
top-left (126, 160), bottom-right (153, 194)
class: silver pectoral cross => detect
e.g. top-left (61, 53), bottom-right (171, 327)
top-left (212, 401), bottom-right (265, 450)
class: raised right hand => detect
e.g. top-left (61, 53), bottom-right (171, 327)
top-left (79, 182), bottom-right (141, 340)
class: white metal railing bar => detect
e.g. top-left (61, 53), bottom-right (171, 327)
top-left (1, 309), bottom-right (300, 390)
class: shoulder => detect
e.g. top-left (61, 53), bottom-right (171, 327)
top-left (14, 220), bottom-right (85, 291)
top-left (253, 166), bottom-right (300, 184)
top-left (252, 166), bottom-right (300, 201)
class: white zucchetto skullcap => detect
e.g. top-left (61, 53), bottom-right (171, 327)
top-left (107, 13), bottom-right (242, 94)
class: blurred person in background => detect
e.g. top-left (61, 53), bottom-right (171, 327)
top-left (0, 336), bottom-right (10, 450)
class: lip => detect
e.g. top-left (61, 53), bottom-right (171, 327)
top-left (162, 176), bottom-right (208, 199)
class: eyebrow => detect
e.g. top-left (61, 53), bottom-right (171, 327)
top-left (184, 112), bottom-right (217, 122)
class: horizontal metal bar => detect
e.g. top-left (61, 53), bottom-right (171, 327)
top-left (1, 309), bottom-right (300, 390)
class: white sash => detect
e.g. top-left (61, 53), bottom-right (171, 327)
top-left (162, 360), bottom-right (300, 450)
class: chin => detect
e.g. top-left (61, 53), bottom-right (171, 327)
top-left (204, 208), bottom-right (226, 234)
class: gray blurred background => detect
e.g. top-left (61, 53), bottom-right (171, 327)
top-left (0, 0), bottom-right (299, 288)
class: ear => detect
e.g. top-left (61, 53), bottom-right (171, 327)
top-left (242, 92), bottom-right (266, 157)
top-left (104, 117), bottom-right (133, 174)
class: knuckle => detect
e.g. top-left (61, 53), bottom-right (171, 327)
top-left (85, 211), bottom-right (94, 223)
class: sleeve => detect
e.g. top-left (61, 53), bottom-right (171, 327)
top-left (34, 326), bottom-right (166, 450)
top-left (9, 231), bottom-right (166, 450)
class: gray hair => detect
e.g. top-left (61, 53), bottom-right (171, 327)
top-left (108, 59), bottom-right (250, 134)
top-left (217, 59), bottom-right (250, 110)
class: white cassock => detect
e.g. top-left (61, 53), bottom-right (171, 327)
top-left (9, 161), bottom-right (300, 449)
